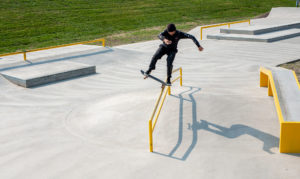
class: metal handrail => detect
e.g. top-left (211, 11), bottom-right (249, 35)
top-left (148, 67), bottom-right (183, 152)
top-left (0, 38), bottom-right (105, 61)
top-left (200, 19), bottom-right (250, 40)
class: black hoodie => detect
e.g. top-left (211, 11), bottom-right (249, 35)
top-left (158, 30), bottom-right (201, 50)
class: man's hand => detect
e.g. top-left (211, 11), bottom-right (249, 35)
top-left (163, 39), bottom-right (172, 45)
top-left (198, 46), bottom-right (204, 51)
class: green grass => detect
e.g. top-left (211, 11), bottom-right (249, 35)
top-left (0, 0), bottom-right (294, 54)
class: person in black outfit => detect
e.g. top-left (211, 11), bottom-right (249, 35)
top-left (145, 23), bottom-right (204, 86)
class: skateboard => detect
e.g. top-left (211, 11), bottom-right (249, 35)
top-left (140, 70), bottom-right (171, 86)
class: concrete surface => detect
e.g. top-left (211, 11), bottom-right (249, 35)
top-left (1, 61), bottom-right (96, 88)
top-left (220, 22), bottom-right (300, 35)
top-left (207, 28), bottom-right (300, 42)
top-left (207, 7), bottom-right (300, 42)
top-left (0, 7), bottom-right (300, 179)
top-left (272, 67), bottom-right (300, 122)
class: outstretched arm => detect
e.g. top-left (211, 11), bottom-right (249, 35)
top-left (180, 32), bottom-right (203, 51)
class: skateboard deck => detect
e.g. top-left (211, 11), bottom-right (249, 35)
top-left (140, 70), bottom-right (170, 86)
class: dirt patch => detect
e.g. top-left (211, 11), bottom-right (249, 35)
top-left (253, 12), bottom-right (270, 19)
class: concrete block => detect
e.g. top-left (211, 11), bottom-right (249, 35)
top-left (207, 28), bottom-right (300, 42)
top-left (1, 61), bottom-right (96, 88)
top-left (220, 22), bottom-right (300, 35)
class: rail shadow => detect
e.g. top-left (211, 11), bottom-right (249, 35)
top-left (154, 86), bottom-right (279, 161)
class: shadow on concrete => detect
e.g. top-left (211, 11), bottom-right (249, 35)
top-left (283, 153), bottom-right (300, 157)
top-left (154, 86), bottom-right (279, 161)
top-left (153, 86), bottom-right (201, 161)
top-left (190, 120), bottom-right (279, 154)
top-left (0, 47), bottom-right (113, 72)
top-left (29, 72), bottom-right (100, 89)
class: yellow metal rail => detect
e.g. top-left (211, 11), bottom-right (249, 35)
top-left (260, 67), bottom-right (300, 153)
top-left (0, 38), bottom-right (105, 61)
top-left (200, 19), bottom-right (250, 40)
top-left (149, 67), bottom-right (183, 152)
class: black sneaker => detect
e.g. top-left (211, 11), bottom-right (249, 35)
top-left (166, 78), bottom-right (171, 86)
top-left (143, 69), bottom-right (151, 79)
top-left (145, 69), bottom-right (151, 75)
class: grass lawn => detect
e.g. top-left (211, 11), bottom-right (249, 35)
top-left (0, 0), bottom-right (295, 54)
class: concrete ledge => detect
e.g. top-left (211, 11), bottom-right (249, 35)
top-left (207, 28), bottom-right (300, 42)
top-left (272, 68), bottom-right (300, 122)
top-left (1, 61), bottom-right (96, 88)
top-left (220, 22), bottom-right (300, 35)
top-left (260, 67), bottom-right (300, 153)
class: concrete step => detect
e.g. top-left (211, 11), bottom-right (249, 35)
top-left (0, 61), bottom-right (96, 88)
top-left (207, 28), bottom-right (300, 42)
top-left (220, 22), bottom-right (300, 35)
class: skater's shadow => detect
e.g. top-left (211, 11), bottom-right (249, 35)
top-left (154, 86), bottom-right (279, 161)
top-left (189, 120), bottom-right (279, 154)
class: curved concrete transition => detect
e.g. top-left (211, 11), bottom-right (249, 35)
top-left (0, 7), bottom-right (300, 179)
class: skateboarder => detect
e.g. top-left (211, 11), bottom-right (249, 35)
top-left (144, 23), bottom-right (204, 86)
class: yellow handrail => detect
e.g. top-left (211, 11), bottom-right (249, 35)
top-left (200, 19), bottom-right (250, 40)
top-left (0, 38), bottom-right (105, 61)
top-left (148, 67), bottom-right (183, 152)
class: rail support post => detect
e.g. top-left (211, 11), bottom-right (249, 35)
top-left (149, 120), bottom-right (153, 152)
top-left (23, 51), bottom-right (27, 61)
top-left (200, 27), bottom-right (203, 40)
top-left (180, 68), bottom-right (183, 86)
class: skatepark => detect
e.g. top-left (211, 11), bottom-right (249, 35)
top-left (0, 7), bottom-right (300, 179)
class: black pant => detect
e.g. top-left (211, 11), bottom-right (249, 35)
top-left (149, 45), bottom-right (177, 79)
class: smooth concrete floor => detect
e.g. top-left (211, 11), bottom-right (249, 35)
top-left (0, 8), bottom-right (300, 179)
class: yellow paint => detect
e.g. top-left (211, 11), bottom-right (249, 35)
top-left (171, 76), bottom-right (181, 84)
top-left (148, 67), bottom-right (183, 152)
top-left (0, 51), bottom-right (23, 57)
top-left (280, 122), bottom-right (300, 153)
top-left (259, 71), bottom-right (268, 87)
top-left (268, 79), bottom-right (273, 96)
top-left (260, 67), bottom-right (300, 153)
top-left (149, 120), bottom-right (153, 152)
top-left (180, 68), bottom-right (183, 86)
top-left (23, 51), bottom-right (27, 61)
top-left (0, 38), bottom-right (105, 60)
top-left (292, 71), bottom-right (300, 89)
top-left (152, 88), bottom-right (169, 130)
top-left (200, 19), bottom-right (250, 40)
top-left (168, 67), bottom-right (183, 95)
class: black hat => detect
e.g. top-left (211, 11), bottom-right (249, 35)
top-left (167, 24), bottom-right (176, 32)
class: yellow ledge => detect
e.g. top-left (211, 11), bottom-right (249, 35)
top-left (260, 67), bottom-right (300, 153)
